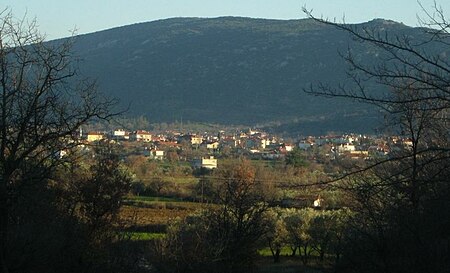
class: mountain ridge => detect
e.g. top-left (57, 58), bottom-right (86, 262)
top-left (58, 17), bottom-right (427, 134)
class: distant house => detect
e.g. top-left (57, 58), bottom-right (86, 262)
top-left (348, 150), bottom-right (369, 159)
top-left (205, 141), bottom-right (219, 150)
top-left (346, 135), bottom-right (358, 144)
top-left (179, 134), bottom-right (203, 145)
top-left (112, 129), bottom-right (130, 140)
top-left (56, 149), bottom-right (68, 159)
top-left (245, 138), bottom-right (266, 149)
top-left (193, 156), bottom-right (217, 169)
top-left (152, 150), bottom-right (165, 160)
top-left (283, 144), bottom-right (294, 152)
top-left (191, 136), bottom-right (203, 145)
top-left (337, 143), bottom-right (356, 154)
top-left (403, 138), bottom-right (413, 148)
top-left (113, 129), bottom-right (126, 137)
top-left (298, 141), bottom-right (313, 150)
top-left (369, 144), bottom-right (390, 155)
top-left (131, 130), bottom-right (152, 142)
top-left (144, 149), bottom-right (165, 160)
top-left (87, 132), bottom-right (104, 142)
top-left (220, 137), bottom-right (239, 148)
top-left (313, 195), bottom-right (324, 209)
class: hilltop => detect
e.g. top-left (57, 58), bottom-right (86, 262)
top-left (65, 17), bottom-right (421, 135)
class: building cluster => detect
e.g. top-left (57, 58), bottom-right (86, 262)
top-left (82, 128), bottom-right (415, 168)
top-left (296, 134), bottom-right (414, 160)
top-left (82, 128), bottom-right (295, 168)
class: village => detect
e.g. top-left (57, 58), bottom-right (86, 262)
top-left (82, 127), bottom-right (414, 168)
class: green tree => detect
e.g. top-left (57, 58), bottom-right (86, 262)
top-left (283, 208), bottom-right (315, 265)
top-left (285, 148), bottom-right (309, 168)
top-left (77, 144), bottom-right (132, 241)
top-left (55, 144), bottom-right (134, 273)
top-left (308, 211), bottom-right (332, 262)
top-left (264, 208), bottom-right (288, 263)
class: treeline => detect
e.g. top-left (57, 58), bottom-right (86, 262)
top-left (84, 115), bottom-right (245, 135)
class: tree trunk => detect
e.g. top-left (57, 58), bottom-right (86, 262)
top-left (0, 180), bottom-right (8, 273)
top-left (320, 251), bottom-right (324, 262)
top-left (301, 245), bottom-right (309, 265)
top-left (290, 246), bottom-right (297, 256)
top-left (273, 249), bottom-right (281, 263)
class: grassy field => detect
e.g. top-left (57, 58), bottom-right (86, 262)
top-left (164, 176), bottom-right (198, 184)
top-left (258, 246), bottom-right (294, 257)
top-left (256, 257), bottom-right (329, 273)
top-left (127, 196), bottom-right (183, 202)
top-left (127, 232), bottom-right (165, 241)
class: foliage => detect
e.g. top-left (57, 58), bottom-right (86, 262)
top-left (285, 148), bottom-right (309, 168)
top-left (263, 208), bottom-right (288, 263)
top-left (128, 232), bottom-right (165, 241)
top-left (76, 144), bottom-right (133, 239)
top-left (281, 208), bottom-right (351, 265)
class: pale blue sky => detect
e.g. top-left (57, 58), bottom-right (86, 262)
top-left (2, 0), bottom-right (449, 39)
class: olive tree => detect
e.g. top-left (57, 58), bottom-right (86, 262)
top-left (283, 208), bottom-right (315, 265)
top-left (264, 208), bottom-right (288, 263)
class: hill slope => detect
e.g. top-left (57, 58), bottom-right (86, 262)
top-left (67, 17), bottom-right (421, 134)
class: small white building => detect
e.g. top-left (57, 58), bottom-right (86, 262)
top-left (132, 130), bottom-right (152, 142)
top-left (191, 136), bottom-right (203, 145)
top-left (193, 156), bottom-right (217, 169)
top-left (145, 149), bottom-right (164, 160)
top-left (86, 132), bottom-right (104, 142)
top-left (284, 144), bottom-right (294, 152)
top-left (113, 129), bottom-right (130, 140)
top-left (206, 141), bottom-right (219, 150)
top-left (113, 129), bottom-right (126, 137)
top-left (337, 143), bottom-right (356, 153)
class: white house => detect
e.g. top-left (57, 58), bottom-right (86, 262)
top-left (337, 143), bottom-right (356, 153)
top-left (113, 129), bottom-right (130, 140)
top-left (132, 130), bottom-right (152, 142)
top-left (193, 156), bottom-right (217, 169)
top-left (145, 149), bottom-right (164, 160)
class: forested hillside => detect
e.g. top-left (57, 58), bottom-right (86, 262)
top-left (62, 17), bottom-right (428, 134)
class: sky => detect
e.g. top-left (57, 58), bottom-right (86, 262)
top-left (2, 0), bottom-right (450, 40)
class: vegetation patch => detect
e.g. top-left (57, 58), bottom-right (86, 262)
top-left (128, 232), bottom-right (166, 241)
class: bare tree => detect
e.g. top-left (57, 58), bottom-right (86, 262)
top-left (211, 159), bottom-right (270, 272)
top-left (304, 2), bottom-right (450, 272)
top-left (154, 160), bottom-right (270, 273)
top-left (0, 10), bottom-right (116, 273)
